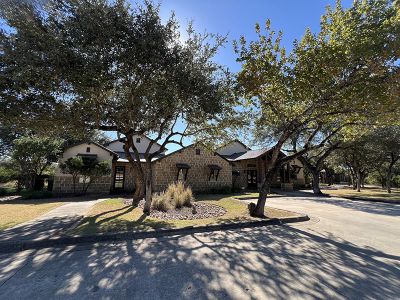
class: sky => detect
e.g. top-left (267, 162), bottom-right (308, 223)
top-left (156, 0), bottom-right (353, 73)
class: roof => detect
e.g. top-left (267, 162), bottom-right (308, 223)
top-left (222, 149), bottom-right (271, 161)
top-left (115, 151), bottom-right (165, 163)
top-left (105, 136), bottom-right (166, 149)
top-left (216, 139), bottom-right (252, 152)
top-left (65, 141), bottom-right (119, 157)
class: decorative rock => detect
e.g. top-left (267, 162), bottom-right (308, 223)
top-left (136, 200), bottom-right (226, 220)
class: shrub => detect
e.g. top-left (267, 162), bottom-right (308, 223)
top-left (20, 190), bottom-right (54, 200)
top-left (151, 192), bottom-right (172, 212)
top-left (151, 182), bottom-right (193, 211)
top-left (0, 188), bottom-right (6, 196)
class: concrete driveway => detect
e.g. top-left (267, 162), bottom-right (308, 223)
top-left (0, 195), bottom-right (399, 299)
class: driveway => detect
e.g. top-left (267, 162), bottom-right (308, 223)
top-left (0, 199), bottom-right (105, 242)
top-left (0, 195), bottom-right (399, 299)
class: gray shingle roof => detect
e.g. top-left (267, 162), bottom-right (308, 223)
top-left (222, 149), bottom-right (271, 161)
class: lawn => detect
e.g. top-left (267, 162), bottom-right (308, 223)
top-left (73, 195), bottom-right (297, 235)
top-left (0, 200), bottom-right (65, 230)
top-left (325, 187), bottom-right (400, 201)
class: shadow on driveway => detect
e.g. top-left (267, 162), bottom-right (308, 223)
top-left (0, 225), bottom-right (399, 299)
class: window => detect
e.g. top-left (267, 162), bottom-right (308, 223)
top-left (136, 138), bottom-right (141, 143)
top-left (196, 149), bottom-right (201, 155)
top-left (114, 166), bottom-right (125, 189)
top-left (208, 165), bottom-right (222, 181)
top-left (86, 147), bottom-right (90, 153)
top-left (176, 163), bottom-right (190, 181)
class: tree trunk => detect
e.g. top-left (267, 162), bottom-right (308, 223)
top-left (143, 161), bottom-right (153, 214)
top-left (251, 169), bottom-right (275, 217)
top-left (356, 169), bottom-right (361, 192)
top-left (311, 170), bottom-right (323, 195)
top-left (386, 168), bottom-right (392, 194)
top-left (132, 175), bottom-right (145, 203)
top-left (252, 180), bottom-right (270, 217)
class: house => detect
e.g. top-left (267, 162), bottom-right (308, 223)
top-left (53, 136), bottom-right (305, 194)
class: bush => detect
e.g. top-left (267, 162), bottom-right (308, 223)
top-left (20, 190), bottom-right (54, 200)
top-left (151, 192), bottom-right (172, 212)
top-left (0, 165), bottom-right (19, 183)
top-left (0, 188), bottom-right (6, 196)
top-left (151, 182), bottom-right (193, 211)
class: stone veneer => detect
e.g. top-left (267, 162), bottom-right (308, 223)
top-left (53, 175), bottom-right (111, 194)
top-left (152, 145), bottom-right (232, 192)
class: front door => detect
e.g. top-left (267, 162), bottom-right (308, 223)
top-left (247, 170), bottom-right (257, 189)
top-left (113, 166), bottom-right (125, 190)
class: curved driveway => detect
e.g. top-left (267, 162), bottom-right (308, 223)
top-left (0, 195), bottom-right (399, 299)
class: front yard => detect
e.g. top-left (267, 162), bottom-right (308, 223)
top-left (0, 199), bottom-right (65, 230)
top-left (325, 187), bottom-right (400, 202)
top-left (73, 195), bottom-right (297, 235)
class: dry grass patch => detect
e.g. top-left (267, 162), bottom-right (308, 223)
top-left (326, 187), bottom-right (400, 201)
top-left (73, 195), bottom-right (300, 235)
top-left (0, 200), bottom-right (64, 230)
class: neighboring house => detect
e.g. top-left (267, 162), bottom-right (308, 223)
top-left (53, 136), bottom-right (305, 194)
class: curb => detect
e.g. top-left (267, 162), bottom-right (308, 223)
top-left (0, 215), bottom-right (309, 254)
top-left (339, 196), bottom-right (400, 205)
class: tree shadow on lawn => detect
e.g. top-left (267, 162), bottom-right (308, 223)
top-left (1, 225), bottom-right (399, 299)
top-left (77, 204), bottom-right (173, 234)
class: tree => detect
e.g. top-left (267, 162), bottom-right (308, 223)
top-left (296, 141), bottom-right (341, 195)
top-left (0, 0), bottom-right (234, 212)
top-left (59, 157), bottom-right (84, 194)
top-left (60, 156), bottom-right (111, 194)
top-left (11, 136), bottom-right (63, 190)
top-left (362, 126), bottom-right (400, 193)
top-left (235, 0), bottom-right (400, 216)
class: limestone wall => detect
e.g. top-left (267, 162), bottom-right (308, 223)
top-left (53, 175), bottom-right (111, 194)
top-left (152, 145), bottom-right (232, 192)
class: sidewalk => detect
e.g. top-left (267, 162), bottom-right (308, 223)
top-left (0, 199), bottom-right (105, 243)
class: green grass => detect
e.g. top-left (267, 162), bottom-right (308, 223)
top-left (326, 187), bottom-right (400, 201)
top-left (73, 195), bottom-right (296, 235)
top-left (0, 200), bottom-right (65, 230)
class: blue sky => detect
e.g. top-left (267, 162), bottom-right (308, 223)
top-left (156, 0), bottom-right (353, 73)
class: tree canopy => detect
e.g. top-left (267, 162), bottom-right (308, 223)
top-left (235, 0), bottom-right (400, 216)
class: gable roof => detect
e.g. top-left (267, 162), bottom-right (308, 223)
top-left (216, 139), bottom-right (252, 152)
top-left (104, 136), bottom-right (165, 149)
top-left (66, 141), bottom-right (119, 158)
top-left (222, 148), bottom-right (287, 162)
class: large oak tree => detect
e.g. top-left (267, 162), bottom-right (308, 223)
top-left (235, 0), bottom-right (400, 216)
top-left (1, 0), bottom-right (235, 212)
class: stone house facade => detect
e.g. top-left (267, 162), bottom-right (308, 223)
top-left (53, 136), bottom-right (305, 194)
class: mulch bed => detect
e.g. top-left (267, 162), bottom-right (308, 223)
top-left (132, 199), bottom-right (227, 220)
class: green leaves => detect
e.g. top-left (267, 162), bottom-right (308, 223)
top-left (235, 0), bottom-right (400, 151)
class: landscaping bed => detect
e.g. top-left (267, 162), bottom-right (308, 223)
top-left (135, 199), bottom-right (226, 220)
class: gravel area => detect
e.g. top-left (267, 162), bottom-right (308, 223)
top-left (134, 200), bottom-right (227, 220)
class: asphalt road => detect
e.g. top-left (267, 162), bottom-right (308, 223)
top-left (0, 195), bottom-right (399, 299)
